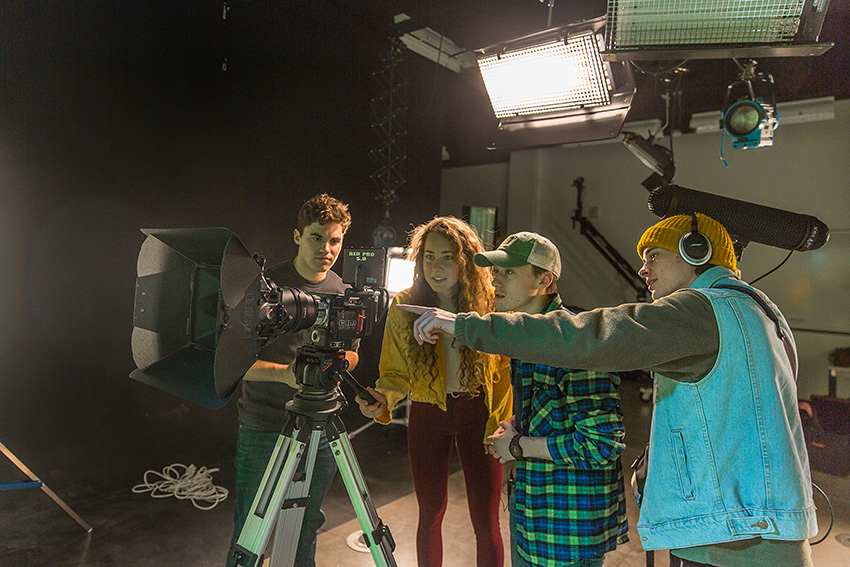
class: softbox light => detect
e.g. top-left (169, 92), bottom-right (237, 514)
top-left (130, 228), bottom-right (262, 409)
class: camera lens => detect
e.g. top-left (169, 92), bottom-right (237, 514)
top-left (278, 287), bottom-right (319, 333)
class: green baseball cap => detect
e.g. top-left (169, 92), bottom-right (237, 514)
top-left (474, 231), bottom-right (561, 279)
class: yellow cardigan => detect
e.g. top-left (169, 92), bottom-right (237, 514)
top-left (374, 289), bottom-right (513, 446)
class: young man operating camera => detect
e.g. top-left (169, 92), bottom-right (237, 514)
top-left (230, 193), bottom-right (359, 567)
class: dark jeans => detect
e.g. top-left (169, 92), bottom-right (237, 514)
top-left (230, 420), bottom-right (337, 567)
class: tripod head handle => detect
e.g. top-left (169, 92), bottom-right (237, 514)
top-left (341, 370), bottom-right (378, 405)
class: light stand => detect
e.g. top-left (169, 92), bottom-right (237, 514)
top-left (0, 441), bottom-right (92, 533)
top-left (570, 177), bottom-right (648, 302)
top-left (226, 349), bottom-right (397, 567)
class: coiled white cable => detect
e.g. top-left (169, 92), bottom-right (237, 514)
top-left (132, 463), bottom-right (229, 510)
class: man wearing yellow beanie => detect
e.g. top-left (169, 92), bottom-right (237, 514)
top-left (400, 214), bottom-right (817, 567)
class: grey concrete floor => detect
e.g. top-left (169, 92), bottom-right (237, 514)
top-left (1, 378), bottom-right (848, 566)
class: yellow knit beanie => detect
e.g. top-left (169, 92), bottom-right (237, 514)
top-left (636, 213), bottom-right (737, 273)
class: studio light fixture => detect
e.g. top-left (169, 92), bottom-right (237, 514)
top-left (622, 80), bottom-right (677, 191)
top-left (716, 59), bottom-right (780, 165)
top-left (689, 96), bottom-right (835, 132)
top-left (722, 99), bottom-right (778, 150)
top-left (384, 247), bottom-right (415, 296)
top-left (602, 0), bottom-right (833, 61)
top-left (476, 15), bottom-right (635, 148)
top-left (622, 132), bottom-right (675, 181)
top-left (721, 60), bottom-right (778, 150)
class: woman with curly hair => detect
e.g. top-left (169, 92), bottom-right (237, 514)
top-left (358, 216), bottom-right (512, 567)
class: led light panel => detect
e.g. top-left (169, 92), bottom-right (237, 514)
top-left (606, 0), bottom-right (806, 49)
top-left (478, 32), bottom-right (612, 119)
top-left (385, 251), bottom-right (415, 295)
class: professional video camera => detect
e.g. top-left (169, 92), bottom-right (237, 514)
top-left (254, 248), bottom-right (388, 398)
top-left (129, 228), bottom-right (388, 408)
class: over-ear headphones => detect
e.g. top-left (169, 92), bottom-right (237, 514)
top-left (679, 213), bottom-right (713, 266)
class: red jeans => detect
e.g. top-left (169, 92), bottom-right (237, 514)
top-left (407, 396), bottom-right (504, 567)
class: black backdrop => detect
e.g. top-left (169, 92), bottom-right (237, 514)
top-left (0, 1), bottom-right (441, 482)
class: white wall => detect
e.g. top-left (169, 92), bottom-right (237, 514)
top-left (441, 99), bottom-right (850, 400)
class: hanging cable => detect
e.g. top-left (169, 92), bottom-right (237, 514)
top-left (425, 0), bottom-right (445, 113)
top-left (749, 249), bottom-right (793, 285)
top-left (132, 463), bottom-right (229, 510)
top-left (630, 59), bottom-right (689, 79)
top-left (810, 482), bottom-right (834, 545)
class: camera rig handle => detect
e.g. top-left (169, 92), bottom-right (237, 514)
top-left (342, 370), bottom-right (378, 405)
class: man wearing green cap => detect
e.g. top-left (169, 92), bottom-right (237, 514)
top-left (399, 214), bottom-right (816, 567)
top-left (475, 232), bottom-right (628, 567)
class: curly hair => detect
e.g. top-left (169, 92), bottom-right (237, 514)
top-left (403, 216), bottom-right (495, 396)
top-left (297, 193), bottom-right (351, 234)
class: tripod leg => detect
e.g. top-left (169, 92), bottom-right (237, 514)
top-left (326, 415), bottom-right (397, 567)
top-left (227, 423), bottom-right (310, 567)
top-left (269, 429), bottom-right (322, 567)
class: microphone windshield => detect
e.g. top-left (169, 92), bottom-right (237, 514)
top-left (648, 184), bottom-right (829, 252)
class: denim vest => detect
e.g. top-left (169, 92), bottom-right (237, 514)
top-left (637, 267), bottom-right (817, 550)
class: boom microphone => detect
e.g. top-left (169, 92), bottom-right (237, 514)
top-left (648, 184), bottom-right (829, 251)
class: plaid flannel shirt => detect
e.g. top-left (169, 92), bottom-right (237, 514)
top-left (513, 295), bottom-right (629, 566)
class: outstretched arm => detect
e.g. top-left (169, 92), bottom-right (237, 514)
top-left (396, 304), bottom-right (457, 344)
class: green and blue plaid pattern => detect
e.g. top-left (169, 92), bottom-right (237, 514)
top-left (513, 296), bottom-right (629, 566)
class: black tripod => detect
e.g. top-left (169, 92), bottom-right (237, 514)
top-left (226, 349), bottom-right (397, 567)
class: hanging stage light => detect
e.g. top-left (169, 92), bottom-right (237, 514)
top-left (603, 0), bottom-right (833, 61)
top-left (478, 32), bottom-right (612, 119)
top-left (476, 15), bottom-right (635, 148)
top-left (718, 59), bottom-right (779, 165)
top-left (722, 98), bottom-right (779, 149)
top-left (622, 132), bottom-right (675, 181)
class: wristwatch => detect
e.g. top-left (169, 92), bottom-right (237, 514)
top-left (509, 433), bottom-right (525, 460)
